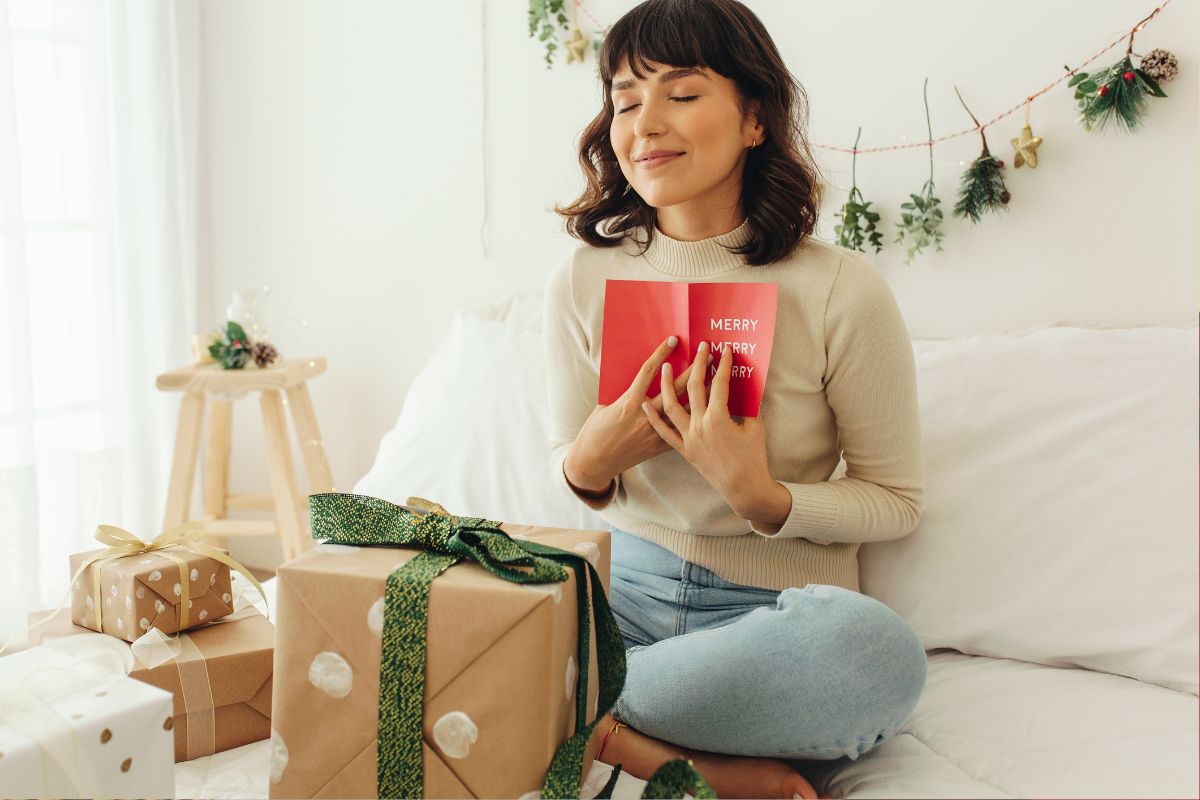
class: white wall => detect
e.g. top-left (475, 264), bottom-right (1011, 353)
top-left (195, 0), bottom-right (1198, 567)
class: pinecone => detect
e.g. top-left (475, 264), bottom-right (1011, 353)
top-left (1139, 48), bottom-right (1178, 83)
top-left (250, 341), bottom-right (279, 368)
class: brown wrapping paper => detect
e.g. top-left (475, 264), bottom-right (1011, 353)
top-left (27, 607), bottom-right (273, 762)
top-left (69, 546), bottom-right (235, 642)
top-left (268, 524), bottom-right (611, 799)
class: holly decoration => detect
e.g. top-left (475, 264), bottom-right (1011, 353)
top-left (834, 128), bottom-right (884, 253)
top-left (951, 86), bottom-right (1010, 224)
top-left (207, 321), bottom-right (280, 370)
top-left (895, 78), bottom-right (946, 264)
top-left (1067, 54), bottom-right (1166, 134)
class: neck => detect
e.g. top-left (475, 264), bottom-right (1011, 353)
top-left (655, 205), bottom-right (745, 242)
top-left (641, 215), bottom-right (753, 276)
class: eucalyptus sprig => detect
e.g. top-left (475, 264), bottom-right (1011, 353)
top-left (896, 181), bottom-right (945, 264)
top-left (895, 78), bottom-right (946, 264)
top-left (528, 0), bottom-right (570, 69)
top-left (834, 128), bottom-right (884, 254)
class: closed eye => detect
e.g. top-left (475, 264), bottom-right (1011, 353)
top-left (616, 96), bottom-right (700, 115)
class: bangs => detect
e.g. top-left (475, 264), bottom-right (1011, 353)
top-left (599, 0), bottom-right (738, 91)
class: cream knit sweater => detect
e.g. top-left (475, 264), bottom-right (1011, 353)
top-left (542, 218), bottom-right (924, 592)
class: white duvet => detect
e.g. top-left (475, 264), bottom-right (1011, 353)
top-left (175, 648), bottom-right (1200, 799)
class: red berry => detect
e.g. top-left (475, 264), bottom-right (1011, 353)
top-left (1000, 190), bottom-right (1011, 204)
top-left (996, 159), bottom-right (1005, 169)
top-left (1123, 70), bottom-right (1135, 82)
top-left (1098, 84), bottom-right (1110, 97)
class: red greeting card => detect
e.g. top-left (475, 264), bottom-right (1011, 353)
top-left (598, 279), bottom-right (779, 417)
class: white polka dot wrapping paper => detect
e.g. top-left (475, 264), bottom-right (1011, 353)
top-left (269, 519), bottom-right (611, 799)
top-left (68, 545), bottom-right (237, 643)
top-left (0, 633), bottom-right (175, 798)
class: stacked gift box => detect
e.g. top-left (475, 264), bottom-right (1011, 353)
top-left (4, 496), bottom-right (713, 799)
top-left (27, 606), bottom-right (273, 762)
top-left (0, 528), bottom-right (276, 796)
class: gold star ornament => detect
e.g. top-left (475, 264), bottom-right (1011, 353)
top-left (1011, 122), bottom-right (1043, 169)
top-left (565, 26), bottom-right (588, 64)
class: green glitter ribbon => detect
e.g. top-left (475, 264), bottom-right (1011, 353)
top-left (308, 492), bottom-right (716, 800)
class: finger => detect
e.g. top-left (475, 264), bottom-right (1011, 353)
top-left (687, 342), bottom-right (710, 421)
top-left (649, 359), bottom-right (695, 412)
top-left (641, 398), bottom-right (683, 451)
top-left (626, 336), bottom-right (679, 401)
top-left (659, 361), bottom-right (691, 434)
top-left (707, 343), bottom-right (733, 417)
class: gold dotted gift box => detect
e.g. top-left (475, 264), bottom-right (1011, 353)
top-left (69, 546), bottom-right (235, 642)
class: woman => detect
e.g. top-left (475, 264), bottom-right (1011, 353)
top-left (543, 1), bottom-right (928, 797)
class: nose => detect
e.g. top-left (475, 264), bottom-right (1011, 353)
top-left (631, 98), bottom-right (668, 142)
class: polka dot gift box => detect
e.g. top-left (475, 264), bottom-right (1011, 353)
top-left (269, 494), bottom-right (613, 800)
top-left (68, 540), bottom-right (236, 643)
top-left (0, 632), bottom-right (175, 798)
top-left (26, 606), bottom-right (274, 762)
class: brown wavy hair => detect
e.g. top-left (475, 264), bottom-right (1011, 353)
top-left (555, 0), bottom-right (825, 267)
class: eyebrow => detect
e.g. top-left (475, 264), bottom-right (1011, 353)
top-left (610, 67), bottom-right (709, 93)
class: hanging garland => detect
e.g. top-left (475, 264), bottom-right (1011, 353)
top-left (516, 0), bottom-right (1178, 260)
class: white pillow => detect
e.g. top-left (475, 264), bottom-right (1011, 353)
top-left (353, 306), bottom-right (609, 533)
top-left (861, 325), bottom-right (1199, 696)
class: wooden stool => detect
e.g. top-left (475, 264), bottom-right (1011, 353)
top-left (156, 357), bottom-right (335, 561)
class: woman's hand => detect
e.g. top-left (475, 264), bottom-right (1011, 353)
top-left (564, 336), bottom-right (699, 493)
top-left (641, 341), bottom-right (773, 516)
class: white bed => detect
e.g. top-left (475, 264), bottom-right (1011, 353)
top-left (176, 293), bottom-right (1199, 799)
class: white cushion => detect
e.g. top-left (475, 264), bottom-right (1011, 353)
top-left (352, 305), bottom-right (608, 533)
top-left (861, 325), bottom-right (1199, 696)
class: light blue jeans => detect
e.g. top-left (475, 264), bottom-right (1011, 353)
top-left (606, 527), bottom-right (927, 762)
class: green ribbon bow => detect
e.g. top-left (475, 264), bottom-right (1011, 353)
top-left (308, 492), bottom-right (716, 800)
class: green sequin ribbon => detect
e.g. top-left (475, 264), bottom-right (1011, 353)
top-left (308, 492), bottom-right (716, 800)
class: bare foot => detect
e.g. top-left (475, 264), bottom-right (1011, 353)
top-left (589, 712), bottom-right (824, 799)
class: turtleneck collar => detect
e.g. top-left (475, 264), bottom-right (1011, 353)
top-left (640, 217), bottom-right (753, 276)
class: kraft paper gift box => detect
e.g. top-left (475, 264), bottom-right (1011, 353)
top-left (26, 607), bottom-right (274, 762)
top-left (69, 543), bottom-right (235, 643)
top-left (268, 494), bottom-right (621, 800)
top-left (0, 632), bottom-right (176, 799)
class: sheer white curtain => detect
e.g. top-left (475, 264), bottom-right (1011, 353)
top-left (0, 0), bottom-right (199, 641)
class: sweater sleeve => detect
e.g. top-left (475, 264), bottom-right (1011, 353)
top-left (543, 253), bottom-right (621, 510)
top-left (748, 252), bottom-right (924, 544)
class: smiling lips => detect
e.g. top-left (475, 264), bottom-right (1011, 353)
top-left (636, 151), bottom-right (684, 169)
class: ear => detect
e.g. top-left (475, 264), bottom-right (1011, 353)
top-left (746, 100), bottom-right (765, 143)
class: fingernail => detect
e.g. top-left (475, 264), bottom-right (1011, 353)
top-left (708, 353), bottom-right (713, 365)
top-left (667, 335), bottom-right (678, 347)
top-left (661, 363), bottom-right (668, 375)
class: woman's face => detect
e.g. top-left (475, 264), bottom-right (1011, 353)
top-left (609, 57), bottom-right (762, 223)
